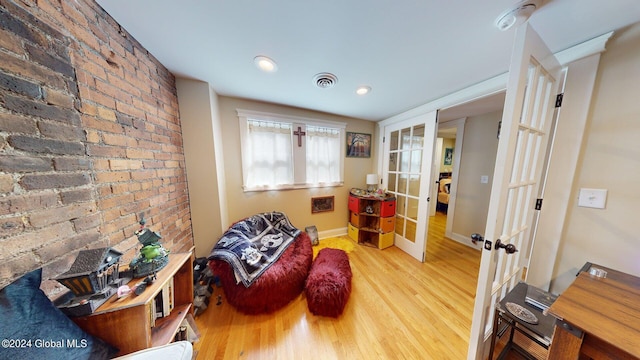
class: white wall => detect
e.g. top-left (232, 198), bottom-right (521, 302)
top-left (549, 23), bottom-right (640, 293)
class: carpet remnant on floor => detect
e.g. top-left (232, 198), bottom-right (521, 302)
top-left (312, 236), bottom-right (356, 259)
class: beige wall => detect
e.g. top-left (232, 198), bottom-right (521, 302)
top-left (550, 23), bottom-right (640, 292)
top-left (176, 79), bottom-right (226, 258)
top-left (217, 96), bottom-right (375, 240)
top-left (452, 111), bottom-right (501, 238)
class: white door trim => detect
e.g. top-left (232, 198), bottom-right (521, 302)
top-left (430, 137), bottom-right (444, 217)
top-left (437, 117), bottom-right (466, 241)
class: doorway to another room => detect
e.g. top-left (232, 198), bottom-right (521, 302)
top-left (429, 92), bottom-right (505, 252)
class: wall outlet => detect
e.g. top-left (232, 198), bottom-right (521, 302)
top-left (577, 188), bottom-right (607, 209)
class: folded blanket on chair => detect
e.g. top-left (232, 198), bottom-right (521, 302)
top-left (208, 212), bottom-right (301, 287)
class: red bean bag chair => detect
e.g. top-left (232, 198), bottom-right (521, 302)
top-left (209, 232), bottom-right (313, 314)
top-left (305, 248), bottom-right (352, 317)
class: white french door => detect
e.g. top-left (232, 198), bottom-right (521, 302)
top-left (467, 23), bottom-right (561, 359)
top-left (382, 110), bottom-right (437, 262)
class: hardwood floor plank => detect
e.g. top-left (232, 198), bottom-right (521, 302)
top-left (194, 212), bottom-right (481, 359)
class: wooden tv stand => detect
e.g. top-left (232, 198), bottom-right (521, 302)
top-left (72, 252), bottom-right (194, 356)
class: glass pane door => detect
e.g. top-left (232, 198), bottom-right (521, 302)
top-left (387, 125), bottom-right (425, 244)
top-left (382, 111), bottom-right (436, 262)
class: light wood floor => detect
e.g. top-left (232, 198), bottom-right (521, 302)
top-left (193, 212), bottom-right (481, 359)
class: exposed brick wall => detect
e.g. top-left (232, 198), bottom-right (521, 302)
top-left (0, 0), bottom-right (193, 293)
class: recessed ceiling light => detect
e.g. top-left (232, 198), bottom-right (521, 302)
top-left (254, 56), bottom-right (277, 72)
top-left (356, 86), bottom-right (371, 95)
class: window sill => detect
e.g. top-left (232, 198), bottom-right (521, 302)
top-left (243, 182), bottom-right (344, 192)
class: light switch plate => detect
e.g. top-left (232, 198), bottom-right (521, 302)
top-left (481, 175), bottom-right (489, 184)
top-left (578, 188), bottom-right (607, 209)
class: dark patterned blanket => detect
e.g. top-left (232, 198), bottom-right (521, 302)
top-left (207, 212), bottom-right (301, 287)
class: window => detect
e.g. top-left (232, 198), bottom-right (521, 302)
top-left (237, 109), bottom-right (346, 191)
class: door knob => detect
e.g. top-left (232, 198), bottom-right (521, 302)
top-left (471, 233), bottom-right (492, 250)
top-left (471, 233), bottom-right (484, 244)
top-left (470, 233), bottom-right (518, 254)
top-left (494, 239), bottom-right (518, 254)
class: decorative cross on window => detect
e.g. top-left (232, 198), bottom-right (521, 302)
top-left (293, 126), bottom-right (306, 147)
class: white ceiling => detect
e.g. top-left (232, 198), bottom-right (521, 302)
top-left (95, 0), bottom-right (640, 122)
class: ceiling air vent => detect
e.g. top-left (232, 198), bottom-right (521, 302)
top-left (313, 73), bottom-right (338, 89)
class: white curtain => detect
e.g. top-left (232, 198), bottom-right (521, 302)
top-left (306, 126), bottom-right (341, 184)
top-left (245, 120), bottom-right (293, 188)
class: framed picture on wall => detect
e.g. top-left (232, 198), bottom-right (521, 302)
top-left (311, 196), bottom-right (335, 213)
top-left (444, 148), bottom-right (453, 165)
top-left (346, 132), bottom-right (371, 158)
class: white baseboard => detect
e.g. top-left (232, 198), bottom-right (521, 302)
top-left (318, 227), bottom-right (347, 239)
top-left (448, 232), bottom-right (482, 251)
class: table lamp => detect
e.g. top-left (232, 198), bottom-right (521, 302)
top-left (366, 173), bottom-right (378, 192)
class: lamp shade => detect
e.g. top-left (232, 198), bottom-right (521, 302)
top-left (366, 173), bottom-right (378, 186)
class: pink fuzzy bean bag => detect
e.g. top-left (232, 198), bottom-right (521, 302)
top-left (209, 232), bottom-right (313, 314)
top-left (305, 248), bottom-right (352, 317)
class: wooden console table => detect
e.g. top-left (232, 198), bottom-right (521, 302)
top-left (545, 263), bottom-right (640, 359)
